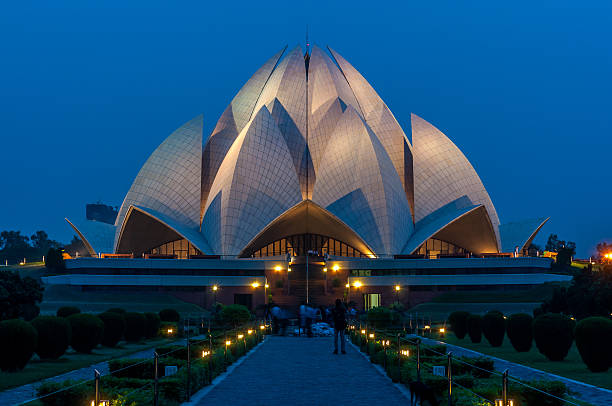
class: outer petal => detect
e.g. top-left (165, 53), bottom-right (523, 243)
top-left (202, 106), bottom-right (303, 255)
top-left (114, 115), bottom-right (203, 250)
top-left (500, 217), bottom-right (550, 253)
top-left (201, 47), bottom-right (285, 217)
top-left (412, 113), bottom-right (501, 250)
top-left (312, 106), bottom-right (413, 255)
top-left (65, 218), bottom-right (115, 256)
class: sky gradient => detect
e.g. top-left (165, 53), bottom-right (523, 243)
top-left (0, 1), bottom-right (609, 257)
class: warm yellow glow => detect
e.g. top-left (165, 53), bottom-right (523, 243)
top-left (202, 350), bottom-right (210, 357)
top-left (247, 329), bottom-right (253, 335)
top-left (91, 401), bottom-right (110, 406)
top-left (237, 334), bottom-right (244, 339)
top-left (265, 284), bottom-right (269, 288)
top-left (251, 282), bottom-right (260, 288)
top-left (212, 285), bottom-right (218, 291)
top-left (332, 265), bottom-right (340, 271)
top-left (260, 325), bottom-right (265, 330)
top-left (400, 349), bottom-right (410, 356)
top-left (345, 283), bottom-right (350, 288)
top-left (274, 265), bottom-right (282, 271)
top-left (353, 281), bottom-right (362, 288)
top-left (225, 340), bottom-right (231, 346)
top-left (287, 267), bottom-right (292, 272)
top-left (424, 325), bottom-right (431, 330)
top-left (323, 267), bottom-right (327, 272)
top-left (395, 285), bottom-right (400, 291)
top-left (167, 328), bottom-right (173, 334)
top-left (439, 328), bottom-right (445, 333)
top-left (361, 329), bottom-right (366, 334)
top-left (369, 333), bottom-right (375, 339)
top-left (495, 400), bottom-right (514, 406)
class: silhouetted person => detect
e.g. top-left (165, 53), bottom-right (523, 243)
top-left (331, 299), bottom-right (347, 354)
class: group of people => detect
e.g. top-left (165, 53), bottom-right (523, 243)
top-left (268, 299), bottom-right (351, 354)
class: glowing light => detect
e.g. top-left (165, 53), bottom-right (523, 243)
top-left (202, 350), bottom-right (210, 357)
top-left (361, 329), bottom-right (366, 334)
top-left (345, 283), bottom-right (350, 288)
top-left (287, 267), bottom-right (291, 272)
top-left (274, 265), bottom-right (282, 271)
top-left (353, 281), bottom-right (362, 288)
top-left (439, 328), bottom-right (445, 333)
top-left (369, 333), bottom-right (375, 339)
top-left (251, 282), bottom-right (260, 288)
top-left (495, 400), bottom-right (515, 406)
top-left (238, 334), bottom-right (244, 339)
top-left (265, 284), bottom-right (269, 288)
top-left (424, 325), bottom-right (431, 330)
top-left (225, 340), bottom-right (231, 346)
top-left (400, 349), bottom-right (410, 356)
top-left (91, 401), bottom-right (110, 406)
top-left (260, 325), bottom-right (265, 330)
top-left (167, 328), bottom-right (174, 334)
top-left (323, 267), bottom-right (327, 272)
top-left (247, 330), bottom-right (253, 335)
top-left (212, 285), bottom-right (218, 291)
top-left (395, 285), bottom-right (400, 291)
top-left (332, 265), bottom-right (340, 271)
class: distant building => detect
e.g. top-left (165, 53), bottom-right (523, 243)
top-left (53, 44), bottom-right (565, 311)
top-left (85, 203), bottom-right (118, 225)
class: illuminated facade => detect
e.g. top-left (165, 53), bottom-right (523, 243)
top-left (67, 45), bottom-right (548, 261)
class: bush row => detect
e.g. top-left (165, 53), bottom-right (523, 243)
top-left (0, 307), bottom-right (179, 372)
top-left (448, 310), bottom-right (612, 372)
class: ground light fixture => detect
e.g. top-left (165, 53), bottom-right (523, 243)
top-left (264, 283), bottom-right (269, 288)
top-left (332, 265), bottom-right (340, 271)
top-left (202, 350), bottom-right (210, 358)
top-left (90, 401), bottom-right (109, 406)
top-left (274, 265), bottom-right (282, 271)
top-left (225, 340), bottom-right (231, 346)
top-left (260, 324), bottom-right (265, 330)
top-left (395, 285), bottom-right (400, 291)
top-left (369, 333), bottom-right (375, 339)
top-left (400, 349), bottom-right (410, 357)
top-left (247, 329), bottom-right (253, 335)
top-left (361, 329), bottom-right (366, 335)
top-left (495, 400), bottom-right (514, 406)
top-left (353, 281), bottom-right (362, 288)
top-left (323, 267), bottom-right (327, 272)
top-left (237, 334), bottom-right (244, 339)
top-left (439, 328), bottom-right (445, 334)
top-left (212, 285), bottom-right (218, 291)
top-left (167, 328), bottom-right (174, 334)
top-left (345, 283), bottom-right (350, 288)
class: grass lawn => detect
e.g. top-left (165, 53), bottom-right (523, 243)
top-left (408, 302), bottom-right (542, 322)
top-left (40, 285), bottom-right (205, 315)
top-left (439, 334), bottom-right (612, 390)
top-left (0, 337), bottom-right (171, 392)
top-left (431, 283), bottom-right (565, 303)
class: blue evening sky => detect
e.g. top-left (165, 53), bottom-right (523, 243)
top-left (0, 1), bottom-right (609, 257)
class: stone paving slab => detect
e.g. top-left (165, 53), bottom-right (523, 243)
top-left (194, 336), bottom-right (408, 406)
top-left (415, 335), bottom-right (612, 406)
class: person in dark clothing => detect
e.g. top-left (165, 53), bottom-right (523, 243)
top-left (331, 299), bottom-right (347, 354)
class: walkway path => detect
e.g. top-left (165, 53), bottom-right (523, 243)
top-left (415, 336), bottom-right (612, 406)
top-left (193, 336), bottom-right (407, 406)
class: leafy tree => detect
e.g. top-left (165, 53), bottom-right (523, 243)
top-left (45, 248), bottom-right (65, 271)
top-left (218, 304), bottom-right (251, 328)
top-left (0, 319), bottom-right (38, 371)
top-left (533, 313), bottom-right (574, 361)
top-left (0, 271), bottom-right (44, 321)
top-left (545, 234), bottom-right (561, 252)
top-left (575, 317), bottom-right (612, 372)
top-left (597, 242), bottom-right (612, 261)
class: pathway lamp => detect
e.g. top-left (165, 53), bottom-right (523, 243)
top-left (394, 284), bottom-right (401, 303)
top-left (247, 329), bottom-right (253, 335)
top-left (332, 264), bottom-right (340, 272)
top-left (167, 328), bottom-right (174, 335)
top-left (91, 401), bottom-right (109, 406)
top-left (361, 329), bottom-right (366, 335)
top-left (495, 401), bottom-right (514, 406)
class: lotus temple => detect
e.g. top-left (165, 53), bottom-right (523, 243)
top-left (44, 45), bottom-right (571, 310)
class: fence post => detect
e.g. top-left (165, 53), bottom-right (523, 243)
top-left (397, 333), bottom-right (401, 383)
top-left (447, 352), bottom-right (453, 406)
top-left (416, 338), bottom-right (421, 382)
top-left (502, 369), bottom-right (509, 406)
top-left (187, 336), bottom-right (191, 401)
top-left (153, 352), bottom-right (159, 406)
top-left (94, 369), bottom-right (100, 406)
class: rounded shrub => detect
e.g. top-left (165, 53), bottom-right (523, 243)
top-left (506, 313), bottom-right (533, 352)
top-left (467, 314), bottom-right (482, 343)
top-left (482, 310), bottom-right (505, 347)
top-left (448, 311), bottom-right (470, 339)
top-left (366, 307), bottom-right (393, 329)
top-left (575, 317), bottom-right (612, 372)
top-left (218, 304), bottom-right (251, 328)
top-left (106, 307), bottom-right (127, 315)
top-left (98, 312), bottom-right (126, 347)
top-left (0, 319), bottom-right (38, 371)
top-left (124, 312), bottom-right (147, 342)
top-left (57, 306), bottom-right (80, 318)
top-left (144, 312), bottom-right (161, 338)
top-left (159, 308), bottom-right (180, 322)
top-left (68, 313), bottom-right (104, 353)
top-left (31, 316), bottom-right (71, 359)
top-left (533, 313), bottom-right (574, 361)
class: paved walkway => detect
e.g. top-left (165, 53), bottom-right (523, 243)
top-left (193, 336), bottom-right (407, 406)
top-left (415, 336), bottom-right (612, 406)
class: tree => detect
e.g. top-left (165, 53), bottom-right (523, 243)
top-left (30, 231), bottom-right (59, 251)
top-left (45, 248), bottom-right (65, 271)
top-left (0, 271), bottom-right (44, 321)
top-left (597, 242), bottom-right (612, 261)
top-left (545, 234), bottom-right (561, 252)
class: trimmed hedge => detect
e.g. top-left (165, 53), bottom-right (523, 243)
top-left (575, 316), bottom-right (612, 372)
top-left (124, 312), bottom-right (147, 342)
top-left (506, 313), bottom-right (533, 352)
top-left (448, 311), bottom-right (470, 339)
top-left (67, 313), bottom-right (104, 353)
top-left (144, 312), bottom-right (161, 338)
top-left (467, 314), bottom-right (482, 343)
top-left (56, 306), bottom-right (80, 318)
top-left (366, 306), bottom-right (393, 329)
top-left (0, 319), bottom-right (38, 371)
top-left (31, 316), bottom-right (71, 359)
top-left (159, 308), bottom-right (180, 322)
top-left (98, 311), bottom-right (126, 347)
top-left (533, 313), bottom-right (574, 361)
top-left (218, 304), bottom-right (251, 328)
top-left (482, 310), bottom-right (505, 347)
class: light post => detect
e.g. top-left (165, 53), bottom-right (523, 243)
top-left (395, 284), bottom-right (401, 304)
top-left (353, 281), bottom-right (363, 310)
top-left (212, 285), bottom-right (218, 308)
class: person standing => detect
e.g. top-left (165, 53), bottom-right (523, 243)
top-left (332, 299), bottom-right (347, 354)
